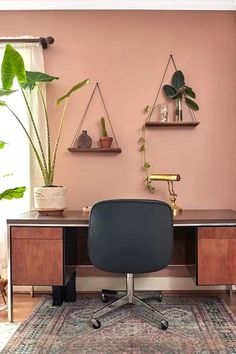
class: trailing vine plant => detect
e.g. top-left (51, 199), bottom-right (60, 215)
top-left (138, 105), bottom-right (155, 193)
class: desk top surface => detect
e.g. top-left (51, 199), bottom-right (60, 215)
top-left (7, 209), bottom-right (236, 227)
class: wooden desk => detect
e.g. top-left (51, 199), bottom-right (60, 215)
top-left (7, 209), bottom-right (236, 321)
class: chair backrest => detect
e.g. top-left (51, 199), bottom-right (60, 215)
top-left (88, 199), bottom-right (173, 274)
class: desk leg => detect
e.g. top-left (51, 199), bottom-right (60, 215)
top-left (7, 225), bottom-right (13, 322)
top-left (65, 271), bottom-right (76, 303)
top-left (30, 286), bottom-right (34, 298)
top-left (7, 282), bottom-right (13, 322)
top-left (52, 286), bottom-right (65, 306)
top-left (228, 285), bottom-right (235, 297)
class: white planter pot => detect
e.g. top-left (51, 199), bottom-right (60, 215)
top-left (34, 186), bottom-right (67, 214)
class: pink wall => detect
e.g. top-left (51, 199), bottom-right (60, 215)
top-left (1, 10), bottom-right (236, 210)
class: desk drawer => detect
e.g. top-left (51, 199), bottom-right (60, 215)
top-left (11, 227), bottom-right (64, 286)
top-left (197, 227), bottom-right (236, 285)
top-left (12, 227), bottom-right (62, 239)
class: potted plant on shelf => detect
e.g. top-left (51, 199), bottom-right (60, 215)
top-left (99, 117), bottom-right (113, 148)
top-left (0, 44), bottom-right (90, 214)
top-left (163, 70), bottom-right (199, 122)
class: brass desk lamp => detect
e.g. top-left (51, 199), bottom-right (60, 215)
top-left (149, 174), bottom-right (182, 216)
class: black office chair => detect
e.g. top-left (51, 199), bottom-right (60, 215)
top-left (88, 199), bottom-right (173, 330)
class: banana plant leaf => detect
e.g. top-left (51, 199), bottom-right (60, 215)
top-left (0, 88), bottom-right (17, 96)
top-left (56, 79), bottom-right (90, 105)
top-left (172, 70), bottom-right (185, 90)
top-left (0, 186), bottom-right (26, 200)
top-left (0, 141), bottom-right (7, 149)
top-left (1, 44), bottom-right (27, 89)
top-left (21, 71), bottom-right (59, 91)
top-left (0, 89), bottom-right (16, 105)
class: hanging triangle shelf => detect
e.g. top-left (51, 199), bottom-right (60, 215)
top-left (145, 54), bottom-right (199, 128)
top-left (68, 82), bottom-right (121, 153)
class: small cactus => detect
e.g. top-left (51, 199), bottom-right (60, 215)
top-left (100, 117), bottom-right (108, 137)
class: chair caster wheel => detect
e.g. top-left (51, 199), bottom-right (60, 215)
top-left (91, 318), bottom-right (101, 329)
top-left (101, 293), bottom-right (108, 303)
top-left (161, 320), bottom-right (168, 330)
top-left (157, 294), bottom-right (163, 302)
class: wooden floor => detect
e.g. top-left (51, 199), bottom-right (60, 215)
top-left (0, 291), bottom-right (236, 323)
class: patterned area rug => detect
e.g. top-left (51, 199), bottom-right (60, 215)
top-left (0, 322), bottom-right (20, 352)
top-left (1, 295), bottom-right (236, 354)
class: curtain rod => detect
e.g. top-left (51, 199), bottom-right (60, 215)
top-left (0, 36), bottom-right (54, 49)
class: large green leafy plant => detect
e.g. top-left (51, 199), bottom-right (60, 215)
top-left (0, 44), bottom-right (90, 187)
top-left (0, 140), bottom-right (25, 200)
top-left (163, 70), bottom-right (199, 111)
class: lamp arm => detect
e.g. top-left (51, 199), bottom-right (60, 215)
top-left (149, 173), bottom-right (182, 216)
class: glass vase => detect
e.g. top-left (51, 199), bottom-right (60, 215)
top-left (157, 103), bottom-right (168, 122)
top-left (175, 97), bottom-right (183, 122)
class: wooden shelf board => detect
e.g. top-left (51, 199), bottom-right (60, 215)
top-left (68, 147), bottom-right (122, 153)
top-left (145, 121), bottom-right (200, 127)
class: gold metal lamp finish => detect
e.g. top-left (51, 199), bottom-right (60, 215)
top-left (149, 174), bottom-right (182, 216)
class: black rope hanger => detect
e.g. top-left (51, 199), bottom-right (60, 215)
top-left (146, 54), bottom-right (196, 123)
top-left (71, 82), bottom-right (120, 148)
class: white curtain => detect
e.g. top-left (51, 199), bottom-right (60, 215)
top-left (0, 40), bottom-right (45, 277)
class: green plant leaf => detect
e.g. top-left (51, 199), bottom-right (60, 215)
top-left (172, 70), bottom-right (185, 90)
top-left (163, 85), bottom-right (178, 99)
top-left (144, 105), bottom-right (149, 113)
top-left (0, 100), bottom-right (7, 106)
top-left (185, 86), bottom-right (196, 98)
top-left (21, 71), bottom-right (59, 91)
top-left (0, 186), bottom-right (26, 200)
top-left (144, 162), bottom-right (150, 169)
top-left (0, 88), bottom-right (17, 96)
top-left (0, 141), bottom-right (7, 149)
top-left (138, 137), bottom-right (145, 144)
top-left (139, 144), bottom-right (145, 152)
top-left (1, 44), bottom-right (27, 89)
top-left (3, 172), bottom-right (13, 177)
top-left (147, 184), bottom-right (155, 193)
top-left (145, 178), bottom-right (155, 193)
top-left (185, 97), bottom-right (199, 111)
top-left (56, 79), bottom-right (90, 105)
